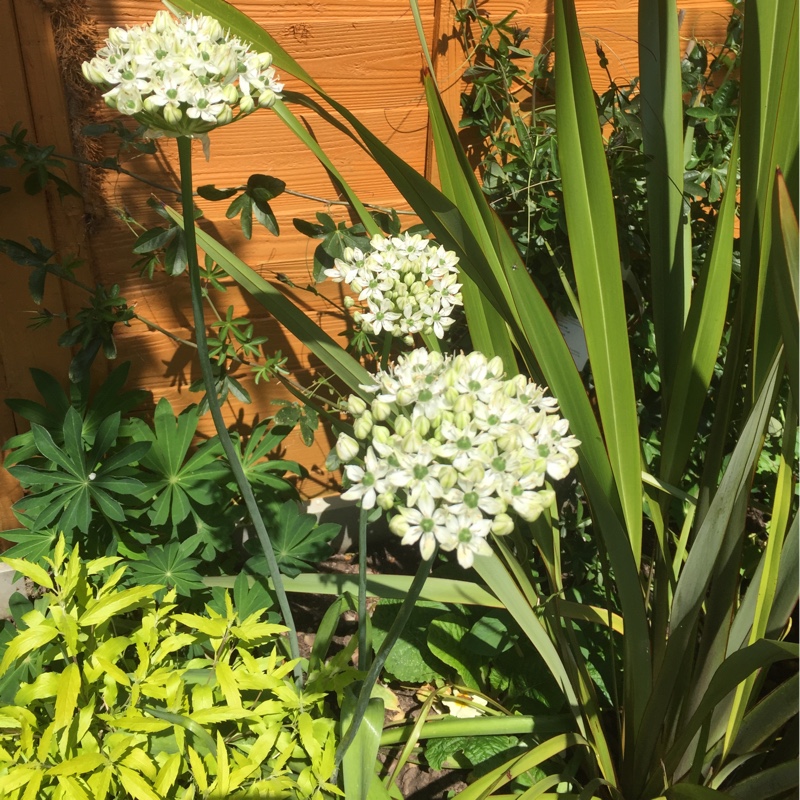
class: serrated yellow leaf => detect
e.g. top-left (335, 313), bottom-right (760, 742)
top-left (54, 663), bottom-right (81, 731)
top-left (153, 752), bottom-right (181, 795)
top-left (21, 767), bottom-right (44, 800)
top-left (51, 533), bottom-right (67, 572)
top-left (14, 671), bottom-right (60, 705)
top-left (122, 747), bottom-right (157, 781)
top-left (171, 613), bottom-right (229, 638)
top-left (209, 731), bottom-right (229, 798)
top-left (1, 764), bottom-right (39, 793)
top-left (214, 662), bottom-right (241, 708)
top-left (117, 764), bottom-right (161, 800)
top-left (0, 623), bottom-right (59, 673)
top-left (46, 752), bottom-right (105, 776)
top-left (106, 715), bottom-right (171, 733)
top-left (2, 557), bottom-right (54, 590)
top-left (37, 721), bottom-right (57, 761)
top-left (296, 713), bottom-right (321, 763)
top-left (86, 765), bottom-right (113, 800)
top-left (56, 774), bottom-right (91, 800)
top-left (190, 707), bottom-right (254, 725)
top-left (94, 656), bottom-right (130, 687)
top-left (246, 727), bottom-right (281, 768)
top-left (79, 585), bottom-right (161, 627)
top-left (50, 606), bottom-right (80, 656)
top-left (187, 746), bottom-right (207, 793)
top-left (85, 556), bottom-right (121, 576)
top-left (152, 633), bottom-right (196, 665)
top-left (231, 621), bottom-right (286, 642)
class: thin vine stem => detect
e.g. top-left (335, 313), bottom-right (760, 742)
top-left (334, 546), bottom-right (436, 768)
top-left (176, 135), bottom-right (302, 678)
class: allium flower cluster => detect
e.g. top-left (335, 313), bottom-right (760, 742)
top-left (82, 11), bottom-right (282, 144)
top-left (324, 233), bottom-right (463, 340)
top-left (335, 349), bottom-right (580, 568)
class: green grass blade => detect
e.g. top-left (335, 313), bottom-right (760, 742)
top-left (739, 0), bottom-right (799, 393)
top-left (340, 694), bottom-right (387, 800)
top-left (453, 733), bottom-right (591, 800)
top-left (164, 205), bottom-right (374, 396)
top-left (731, 672), bottom-right (799, 756)
top-left (659, 130), bottom-right (739, 487)
top-left (725, 760), bottom-right (799, 800)
top-left (771, 170), bottom-right (799, 400)
top-left (555, 0), bottom-right (642, 561)
top-left (638, 0), bottom-right (690, 400)
top-left (656, 639), bottom-right (798, 794)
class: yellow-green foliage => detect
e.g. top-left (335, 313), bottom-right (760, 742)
top-left (0, 537), bottom-right (342, 800)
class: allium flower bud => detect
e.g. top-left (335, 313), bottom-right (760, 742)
top-left (343, 295), bottom-right (355, 309)
top-left (491, 513), bottom-right (515, 536)
top-left (377, 491), bottom-right (395, 511)
top-left (394, 416), bottom-right (412, 437)
top-left (389, 514), bottom-right (410, 538)
top-left (436, 465), bottom-right (458, 491)
top-left (239, 93), bottom-right (255, 114)
top-left (335, 433), bottom-right (360, 463)
top-left (371, 399), bottom-right (392, 421)
top-left (412, 415), bottom-right (431, 437)
top-left (347, 395), bottom-right (367, 416)
top-left (396, 388), bottom-right (416, 407)
top-left (353, 411), bottom-right (374, 440)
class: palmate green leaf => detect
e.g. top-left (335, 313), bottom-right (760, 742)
top-left (0, 528), bottom-right (60, 564)
top-left (126, 543), bottom-right (205, 597)
top-left (555, 0), bottom-right (642, 562)
top-left (245, 501), bottom-right (339, 577)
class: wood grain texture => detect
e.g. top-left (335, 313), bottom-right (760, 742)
top-left (1, 0), bottom-right (735, 516)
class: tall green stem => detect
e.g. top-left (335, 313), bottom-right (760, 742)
top-left (176, 136), bottom-right (301, 676)
top-left (357, 505), bottom-right (370, 671)
top-left (334, 546), bottom-right (436, 767)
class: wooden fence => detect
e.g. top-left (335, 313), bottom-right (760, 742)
top-left (0, 0), bottom-right (732, 530)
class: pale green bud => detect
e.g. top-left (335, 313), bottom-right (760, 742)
top-left (454, 411), bottom-right (471, 430)
top-left (444, 387), bottom-right (459, 407)
top-left (372, 425), bottom-right (392, 446)
top-left (394, 416), bottom-right (412, 437)
top-left (215, 104), bottom-right (233, 126)
top-left (371, 399), bottom-right (392, 421)
top-left (377, 491), bottom-right (395, 511)
top-left (437, 465), bottom-right (458, 491)
top-left (389, 514), bottom-right (409, 538)
top-left (239, 93), bottom-right (255, 114)
top-left (412, 415), bottom-right (431, 437)
top-left (343, 295), bottom-right (355, 309)
top-left (353, 411), bottom-right (374, 440)
top-left (396, 388), bottom-right (416, 407)
top-left (491, 513), bottom-right (515, 536)
top-left (257, 88), bottom-right (277, 108)
top-left (453, 394), bottom-right (474, 414)
top-left (402, 430), bottom-right (424, 453)
top-left (221, 83), bottom-right (239, 104)
top-left (163, 103), bottom-right (183, 127)
top-left (463, 462), bottom-right (485, 484)
top-left (335, 433), bottom-right (360, 463)
top-left (478, 440), bottom-right (496, 460)
top-left (402, 335), bottom-right (414, 347)
top-left (487, 355), bottom-right (505, 378)
top-left (82, 60), bottom-right (106, 85)
top-left (152, 10), bottom-right (174, 34)
top-left (404, 272), bottom-right (416, 287)
top-left (347, 395), bottom-right (367, 416)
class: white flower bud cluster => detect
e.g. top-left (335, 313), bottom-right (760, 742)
top-left (335, 348), bottom-right (580, 568)
top-left (324, 233), bottom-right (463, 340)
top-left (82, 10), bottom-right (283, 141)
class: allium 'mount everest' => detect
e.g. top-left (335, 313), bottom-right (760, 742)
top-left (82, 10), bottom-right (282, 150)
top-left (324, 233), bottom-right (463, 341)
top-left (335, 349), bottom-right (580, 568)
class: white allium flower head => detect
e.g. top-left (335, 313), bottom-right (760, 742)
top-left (82, 10), bottom-right (282, 155)
top-left (324, 233), bottom-right (463, 341)
top-left (334, 348), bottom-right (580, 568)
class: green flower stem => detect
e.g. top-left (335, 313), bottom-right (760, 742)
top-left (380, 332), bottom-right (393, 371)
top-left (176, 135), bottom-right (301, 677)
top-left (357, 505), bottom-right (370, 671)
top-left (334, 545), bottom-right (436, 767)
